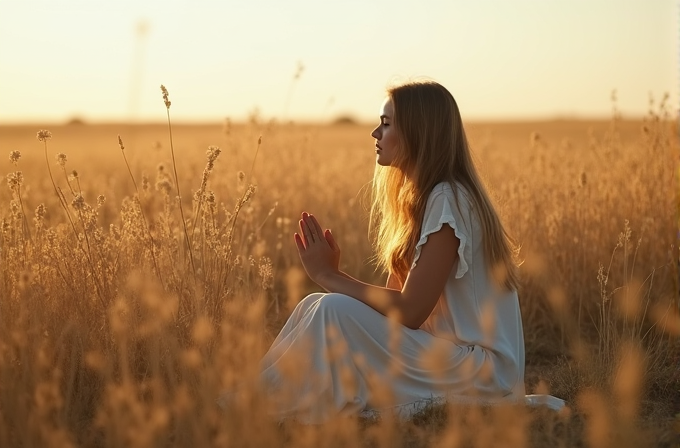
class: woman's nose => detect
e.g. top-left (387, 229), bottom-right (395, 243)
top-left (371, 127), bottom-right (380, 139)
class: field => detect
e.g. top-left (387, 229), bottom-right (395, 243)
top-left (0, 98), bottom-right (678, 447)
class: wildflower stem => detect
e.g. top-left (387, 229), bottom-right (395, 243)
top-left (190, 147), bottom-right (221, 250)
top-left (245, 136), bottom-right (262, 188)
top-left (43, 140), bottom-right (60, 200)
top-left (73, 204), bottom-right (108, 308)
top-left (41, 134), bottom-right (106, 309)
top-left (16, 184), bottom-right (32, 244)
top-left (119, 135), bottom-right (163, 285)
top-left (61, 168), bottom-right (76, 196)
top-left (222, 136), bottom-right (263, 258)
top-left (43, 143), bottom-right (78, 236)
top-left (225, 185), bottom-right (255, 265)
top-left (120, 142), bottom-right (139, 193)
top-left (165, 107), bottom-right (196, 279)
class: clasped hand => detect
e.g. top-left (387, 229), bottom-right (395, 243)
top-left (294, 212), bottom-right (341, 285)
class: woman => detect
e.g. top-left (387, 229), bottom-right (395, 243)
top-left (260, 81), bottom-right (526, 423)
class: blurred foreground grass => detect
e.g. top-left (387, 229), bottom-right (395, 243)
top-left (0, 102), bottom-right (678, 447)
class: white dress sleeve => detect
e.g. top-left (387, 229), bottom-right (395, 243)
top-left (411, 187), bottom-right (471, 279)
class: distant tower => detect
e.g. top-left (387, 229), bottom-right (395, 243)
top-left (128, 20), bottom-right (150, 122)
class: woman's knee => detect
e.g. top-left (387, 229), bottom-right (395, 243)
top-left (316, 293), bottom-right (356, 315)
top-left (288, 292), bottom-right (324, 319)
top-left (302, 292), bottom-right (324, 303)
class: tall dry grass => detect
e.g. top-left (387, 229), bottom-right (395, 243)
top-left (0, 90), bottom-right (678, 447)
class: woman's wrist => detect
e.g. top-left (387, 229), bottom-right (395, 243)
top-left (314, 269), bottom-right (340, 290)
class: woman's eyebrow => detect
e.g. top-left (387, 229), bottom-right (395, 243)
top-left (380, 114), bottom-right (390, 120)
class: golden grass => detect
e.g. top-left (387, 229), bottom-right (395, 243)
top-left (0, 97), bottom-right (678, 446)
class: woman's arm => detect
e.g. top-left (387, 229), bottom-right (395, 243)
top-left (295, 213), bottom-right (459, 329)
top-left (385, 273), bottom-right (401, 290)
top-left (319, 271), bottom-right (356, 293)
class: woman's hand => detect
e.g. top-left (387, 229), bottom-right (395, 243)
top-left (294, 212), bottom-right (341, 285)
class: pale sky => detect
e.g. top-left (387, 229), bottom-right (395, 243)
top-left (0, 0), bottom-right (676, 123)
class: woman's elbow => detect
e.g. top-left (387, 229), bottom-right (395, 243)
top-left (400, 312), bottom-right (427, 330)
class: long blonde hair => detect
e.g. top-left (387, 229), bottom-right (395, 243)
top-left (369, 81), bottom-right (520, 290)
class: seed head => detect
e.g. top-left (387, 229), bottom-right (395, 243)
top-left (97, 195), bottom-right (106, 207)
top-left (56, 153), bottom-right (67, 167)
top-left (9, 151), bottom-right (21, 165)
top-left (242, 184), bottom-right (257, 203)
top-left (34, 203), bottom-right (47, 228)
top-left (6, 171), bottom-right (22, 191)
top-left (160, 85), bottom-right (171, 109)
top-left (206, 146), bottom-right (221, 164)
top-left (156, 178), bottom-right (172, 194)
top-left (69, 170), bottom-right (79, 181)
top-left (36, 130), bottom-right (52, 142)
top-left (237, 171), bottom-right (246, 182)
top-left (258, 257), bottom-right (274, 290)
top-left (35, 203), bottom-right (47, 220)
top-left (117, 135), bottom-right (125, 151)
top-left (71, 194), bottom-right (85, 211)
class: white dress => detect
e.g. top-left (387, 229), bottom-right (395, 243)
top-left (259, 182), bottom-right (526, 423)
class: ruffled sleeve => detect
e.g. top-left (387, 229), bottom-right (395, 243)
top-left (411, 185), bottom-right (471, 279)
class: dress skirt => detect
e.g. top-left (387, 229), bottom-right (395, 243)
top-left (260, 292), bottom-right (504, 423)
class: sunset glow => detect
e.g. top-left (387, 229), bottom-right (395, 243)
top-left (0, 0), bottom-right (676, 123)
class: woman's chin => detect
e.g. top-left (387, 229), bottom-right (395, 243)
top-left (376, 156), bottom-right (392, 167)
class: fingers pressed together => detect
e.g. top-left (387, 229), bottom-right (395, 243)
top-left (294, 212), bottom-right (337, 250)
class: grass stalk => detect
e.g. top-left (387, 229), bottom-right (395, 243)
top-left (224, 136), bottom-right (262, 256)
top-left (118, 135), bottom-right (163, 285)
top-left (160, 85), bottom-right (196, 279)
top-left (39, 131), bottom-right (106, 309)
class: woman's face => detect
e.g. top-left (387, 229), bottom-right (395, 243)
top-left (370, 97), bottom-right (399, 167)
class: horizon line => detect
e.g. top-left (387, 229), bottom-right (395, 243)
top-left (0, 114), bottom-right (654, 127)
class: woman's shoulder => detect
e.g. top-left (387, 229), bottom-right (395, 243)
top-left (428, 181), bottom-right (473, 206)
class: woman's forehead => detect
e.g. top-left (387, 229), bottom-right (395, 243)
top-left (379, 97), bottom-right (394, 117)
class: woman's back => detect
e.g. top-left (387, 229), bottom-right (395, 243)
top-left (416, 182), bottom-right (525, 399)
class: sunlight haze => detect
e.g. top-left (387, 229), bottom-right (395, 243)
top-left (0, 0), bottom-right (676, 123)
